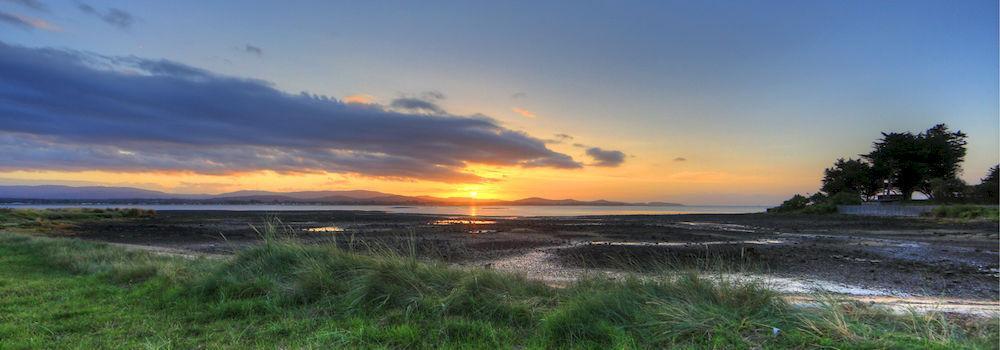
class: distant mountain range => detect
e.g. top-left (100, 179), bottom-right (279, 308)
top-left (0, 185), bottom-right (682, 206)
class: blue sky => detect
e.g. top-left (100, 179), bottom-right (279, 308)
top-left (0, 0), bottom-right (996, 204)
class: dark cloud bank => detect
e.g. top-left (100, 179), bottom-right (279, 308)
top-left (0, 11), bottom-right (36, 29)
top-left (77, 3), bottom-right (133, 29)
top-left (0, 42), bottom-right (594, 183)
top-left (388, 97), bottom-right (447, 115)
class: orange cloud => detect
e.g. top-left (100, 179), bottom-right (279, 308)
top-left (511, 107), bottom-right (537, 118)
top-left (343, 94), bottom-right (375, 104)
top-left (1, 12), bottom-right (59, 31)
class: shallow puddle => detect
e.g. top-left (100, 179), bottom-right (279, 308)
top-left (586, 239), bottom-right (785, 247)
top-left (431, 219), bottom-right (497, 225)
top-left (673, 222), bottom-right (760, 233)
top-left (304, 226), bottom-right (345, 233)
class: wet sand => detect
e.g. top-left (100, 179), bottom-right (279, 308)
top-left (53, 211), bottom-right (999, 303)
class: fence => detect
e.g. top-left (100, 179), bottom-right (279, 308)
top-left (837, 204), bottom-right (938, 217)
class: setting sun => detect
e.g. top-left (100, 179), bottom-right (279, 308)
top-left (469, 191), bottom-right (478, 198)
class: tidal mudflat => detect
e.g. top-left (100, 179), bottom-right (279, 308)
top-left (54, 210), bottom-right (999, 304)
top-left (3, 208), bottom-right (998, 348)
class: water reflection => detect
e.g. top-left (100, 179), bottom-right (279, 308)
top-left (4, 204), bottom-right (770, 216)
top-left (431, 219), bottom-right (497, 225)
top-left (305, 226), bottom-right (345, 233)
top-left (586, 239), bottom-right (785, 246)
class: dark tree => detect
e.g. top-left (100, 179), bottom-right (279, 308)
top-left (863, 124), bottom-right (967, 200)
top-left (974, 165), bottom-right (999, 203)
top-left (864, 132), bottom-right (925, 200)
top-left (768, 194), bottom-right (809, 213)
top-left (821, 158), bottom-right (881, 200)
top-left (927, 177), bottom-right (968, 202)
top-left (916, 124), bottom-right (967, 195)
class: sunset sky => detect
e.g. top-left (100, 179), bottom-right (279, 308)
top-left (0, 0), bottom-right (997, 205)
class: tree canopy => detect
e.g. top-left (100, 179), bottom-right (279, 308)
top-left (775, 123), bottom-right (993, 213)
top-left (819, 124), bottom-right (991, 202)
top-left (859, 124), bottom-right (966, 199)
top-left (821, 158), bottom-right (879, 200)
top-left (973, 165), bottom-right (999, 203)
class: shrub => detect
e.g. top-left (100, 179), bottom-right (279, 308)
top-left (771, 192), bottom-right (861, 214)
top-left (121, 208), bottom-right (156, 218)
top-left (827, 192), bottom-right (863, 206)
top-left (768, 195), bottom-right (809, 213)
top-left (926, 205), bottom-right (999, 221)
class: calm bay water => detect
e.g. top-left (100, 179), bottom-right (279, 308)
top-left (1, 204), bottom-right (767, 217)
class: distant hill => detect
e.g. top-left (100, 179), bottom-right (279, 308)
top-left (507, 197), bottom-right (625, 205)
top-left (215, 190), bottom-right (397, 200)
top-left (0, 185), bottom-right (206, 200)
top-left (0, 185), bottom-right (681, 206)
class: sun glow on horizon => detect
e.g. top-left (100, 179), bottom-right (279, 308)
top-left (0, 163), bottom-right (815, 205)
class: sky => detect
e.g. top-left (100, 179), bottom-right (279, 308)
top-left (0, 0), bottom-right (996, 205)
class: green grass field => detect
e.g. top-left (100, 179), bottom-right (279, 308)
top-left (926, 205), bottom-right (1000, 221)
top-left (0, 211), bottom-right (997, 349)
